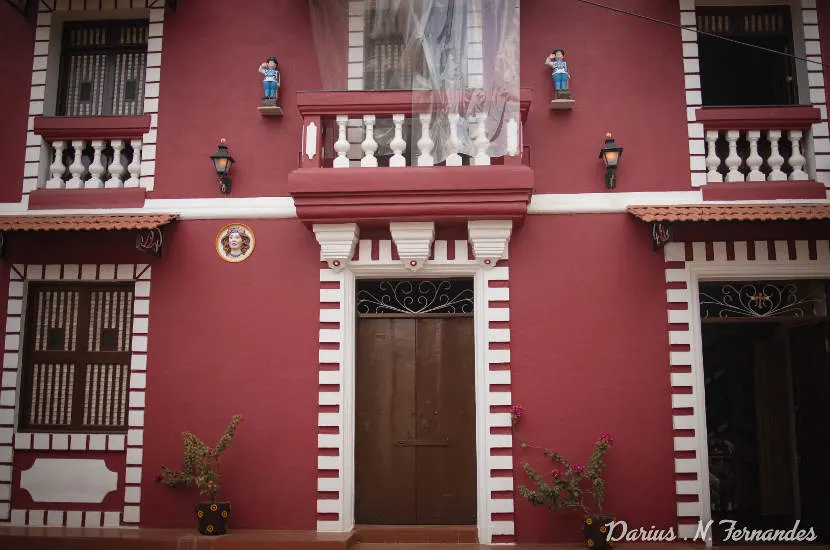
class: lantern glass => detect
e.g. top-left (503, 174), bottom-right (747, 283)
top-left (602, 150), bottom-right (619, 168)
top-left (213, 157), bottom-right (230, 175)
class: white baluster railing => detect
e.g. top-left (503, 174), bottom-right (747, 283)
top-left (417, 113), bottom-right (435, 167)
top-left (703, 127), bottom-right (814, 183)
top-left (389, 114), bottom-right (407, 168)
top-left (42, 138), bottom-right (142, 189)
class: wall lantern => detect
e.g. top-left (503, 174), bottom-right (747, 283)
top-left (599, 133), bottom-right (623, 190)
top-left (210, 138), bottom-right (235, 194)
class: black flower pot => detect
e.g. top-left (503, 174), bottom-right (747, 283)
top-left (195, 501), bottom-right (231, 535)
top-left (584, 514), bottom-right (615, 549)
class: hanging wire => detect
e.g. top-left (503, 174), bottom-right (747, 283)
top-left (574, 0), bottom-right (830, 68)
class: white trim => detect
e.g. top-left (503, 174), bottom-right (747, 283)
top-left (663, 239), bottom-right (830, 545)
top-left (0, 191), bottom-right (824, 220)
top-left (315, 228), bottom-right (515, 543)
top-left (0, 263), bottom-right (151, 526)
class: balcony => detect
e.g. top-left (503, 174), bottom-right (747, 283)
top-left (288, 89), bottom-right (534, 225)
top-left (27, 116), bottom-right (151, 209)
top-left (697, 105), bottom-right (827, 200)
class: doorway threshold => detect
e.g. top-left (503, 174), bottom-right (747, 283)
top-left (351, 525), bottom-right (478, 544)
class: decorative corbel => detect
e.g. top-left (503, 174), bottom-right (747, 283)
top-left (313, 223), bottom-right (359, 272)
top-left (651, 222), bottom-right (673, 251)
top-left (390, 222), bottom-right (435, 271)
top-left (136, 228), bottom-right (163, 257)
top-left (468, 220), bottom-right (512, 268)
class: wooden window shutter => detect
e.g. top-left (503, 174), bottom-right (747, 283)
top-left (20, 282), bottom-right (134, 433)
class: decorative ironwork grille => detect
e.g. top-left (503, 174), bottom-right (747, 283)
top-left (21, 282), bottom-right (134, 432)
top-left (699, 280), bottom-right (829, 319)
top-left (58, 20), bottom-right (148, 116)
top-left (357, 279), bottom-right (474, 315)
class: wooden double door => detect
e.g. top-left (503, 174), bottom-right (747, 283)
top-left (355, 316), bottom-right (476, 525)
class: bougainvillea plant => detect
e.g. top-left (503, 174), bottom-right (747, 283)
top-left (155, 414), bottom-right (243, 503)
top-left (518, 432), bottom-right (613, 515)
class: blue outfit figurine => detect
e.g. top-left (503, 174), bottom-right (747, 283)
top-left (545, 49), bottom-right (570, 99)
top-left (259, 56), bottom-right (280, 102)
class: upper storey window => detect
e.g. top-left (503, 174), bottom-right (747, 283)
top-left (57, 20), bottom-right (148, 116)
top-left (697, 5), bottom-right (797, 106)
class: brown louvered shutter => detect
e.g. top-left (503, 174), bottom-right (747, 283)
top-left (21, 283), bottom-right (134, 433)
top-left (58, 20), bottom-right (148, 117)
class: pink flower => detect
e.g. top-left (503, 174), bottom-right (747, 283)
top-left (154, 473), bottom-right (163, 483)
top-left (599, 433), bottom-right (614, 445)
top-left (572, 464), bottom-right (584, 473)
top-left (551, 469), bottom-right (561, 478)
top-left (510, 404), bottom-right (525, 426)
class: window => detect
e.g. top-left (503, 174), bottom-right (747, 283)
top-left (364, 6), bottom-right (427, 90)
top-left (57, 20), bottom-right (148, 116)
top-left (20, 282), bottom-right (135, 432)
top-left (697, 5), bottom-right (798, 106)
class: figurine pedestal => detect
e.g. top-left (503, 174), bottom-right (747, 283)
top-left (550, 99), bottom-right (575, 111)
top-left (258, 100), bottom-right (283, 116)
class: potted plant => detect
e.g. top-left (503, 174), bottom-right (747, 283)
top-left (155, 414), bottom-right (243, 536)
top-left (516, 411), bottom-right (615, 549)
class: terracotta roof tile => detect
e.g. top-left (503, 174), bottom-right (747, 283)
top-left (627, 203), bottom-right (830, 222)
top-left (0, 214), bottom-right (177, 231)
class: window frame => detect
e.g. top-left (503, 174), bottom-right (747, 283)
top-left (694, 0), bottom-right (811, 106)
top-left (55, 18), bottom-right (149, 117)
top-left (19, 281), bottom-right (135, 434)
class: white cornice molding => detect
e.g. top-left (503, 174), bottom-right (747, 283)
top-left (313, 223), bottom-right (359, 272)
top-left (0, 191), bottom-right (827, 220)
top-left (468, 220), bottom-right (512, 268)
top-left (389, 221), bottom-right (435, 271)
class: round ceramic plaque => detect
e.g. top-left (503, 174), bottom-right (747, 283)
top-left (216, 223), bottom-right (255, 263)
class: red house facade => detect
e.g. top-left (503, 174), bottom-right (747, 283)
top-left (0, 0), bottom-right (828, 546)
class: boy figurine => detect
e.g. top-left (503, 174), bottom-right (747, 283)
top-left (259, 56), bottom-right (280, 105)
top-left (544, 49), bottom-right (570, 100)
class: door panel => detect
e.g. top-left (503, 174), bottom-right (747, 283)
top-left (790, 322), bottom-right (830, 542)
top-left (415, 318), bottom-right (477, 524)
top-left (356, 318), bottom-right (418, 524)
top-left (355, 315), bottom-right (476, 525)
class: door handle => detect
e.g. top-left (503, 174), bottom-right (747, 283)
top-left (396, 439), bottom-right (450, 447)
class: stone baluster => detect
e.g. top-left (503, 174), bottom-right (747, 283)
top-left (705, 130), bottom-right (722, 182)
top-left (361, 115), bottom-right (378, 167)
top-left (86, 140), bottom-right (106, 188)
top-left (417, 114), bottom-right (435, 167)
top-left (788, 130), bottom-right (808, 180)
top-left (745, 131), bottom-right (764, 181)
top-left (473, 112), bottom-right (491, 166)
top-left (724, 130), bottom-right (743, 182)
top-left (65, 140), bottom-right (87, 189)
top-left (767, 130), bottom-right (786, 180)
top-left (333, 115), bottom-right (350, 168)
top-left (105, 140), bottom-right (126, 188)
top-left (124, 139), bottom-right (142, 188)
top-left (389, 114), bottom-right (407, 167)
top-left (46, 140), bottom-right (67, 189)
top-left (446, 113), bottom-right (463, 167)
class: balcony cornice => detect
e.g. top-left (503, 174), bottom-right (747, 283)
top-left (289, 165), bottom-right (534, 226)
top-left (33, 115), bottom-right (152, 141)
top-left (695, 105), bottom-right (821, 131)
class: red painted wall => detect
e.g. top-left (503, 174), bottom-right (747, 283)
top-left (2, 222), bottom-right (323, 530)
top-left (151, 1), bottom-right (321, 199)
top-left (521, 0), bottom-right (692, 194)
top-left (138, 220), bottom-right (322, 529)
top-left (509, 214), bottom-right (677, 541)
top-left (0, 3), bottom-right (34, 204)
